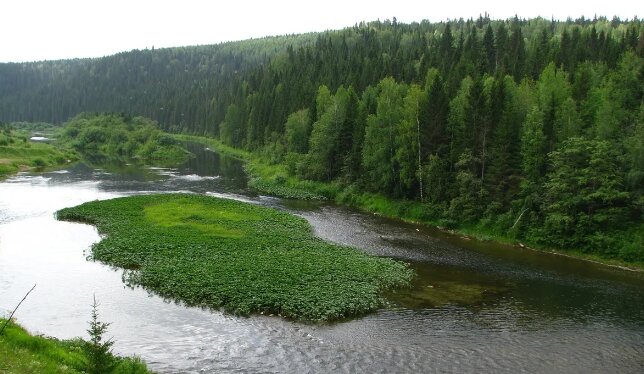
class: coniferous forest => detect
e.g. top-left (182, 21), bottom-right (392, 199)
top-left (1, 16), bottom-right (643, 263)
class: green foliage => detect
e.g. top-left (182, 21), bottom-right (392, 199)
top-left (177, 134), bottom-right (337, 200)
top-left (448, 150), bottom-right (482, 223)
top-left (85, 296), bottom-right (115, 374)
top-left (299, 86), bottom-right (350, 181)
top-left (396, 84), bottom-right (426, 199)
top-left (362, 78), bottom-right (407, 195)
top-left (60, 113), bottom-right (191, 166)
top-left (624, 113), bottom-right (644, 212)
top-left (0, 318), bottom-right (151, 374)
top-left (520, 106), bottom-right (547, 189)
top-left (538, 137), bottom-right (631, 256)
top-left (56, 194), bottom-right (412, 321)
top-left (447, 76), bottom-right (474, 170)
top-left (618, 226), bottom-right (644, 262)
top-left (0, 126), bottom-right (75, 178)
top-left (284, 109), bottom-right (311, 153)
top-left (31, 158), bottom-right (46, 168)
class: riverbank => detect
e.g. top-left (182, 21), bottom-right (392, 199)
top-left (56, 194), bottom-right (412, 321)
top-left (0, 319), bottom-right (151, 373)
top-left (0, 142), bottom-right (76, 180)
top-left (174, 135), bottom-right (340, 200)
top-left (1, 115), bottom-right (194, 181)
top-left (176, 134), bottom-right (644, 272)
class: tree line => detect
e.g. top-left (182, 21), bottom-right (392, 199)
top-left (0, 16), bottom-right (642, 261)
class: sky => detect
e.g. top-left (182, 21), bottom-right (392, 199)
top-left (1, 0), bottom-right (641, 63)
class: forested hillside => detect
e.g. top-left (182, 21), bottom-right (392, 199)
top-left (0, 34), bottom-right (315, 129)
top-left (1, 16), bottom-right (643, 262)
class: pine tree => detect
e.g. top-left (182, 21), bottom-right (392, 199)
top-left (86, 295), bottom-right (115, 374)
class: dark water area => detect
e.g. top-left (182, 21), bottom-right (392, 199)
top-left (1, 144), bottom-right (643, 373)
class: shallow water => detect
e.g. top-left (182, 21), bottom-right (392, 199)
top-left (1, 146), bottom-right (643, 373)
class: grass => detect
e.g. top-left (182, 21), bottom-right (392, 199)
top-left (56, 194), bottom-right (413, 321)
top-left (1, 118), bottom-right (192, 180)
top-left (0, 319), bottom-right (151, 373)
top-left (173, 135), bottom-right (335, 199)
top-left (0, 142), bottom-right (76, 179)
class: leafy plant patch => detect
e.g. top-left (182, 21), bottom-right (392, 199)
top-left (56, 194), bottom-right (412, 321)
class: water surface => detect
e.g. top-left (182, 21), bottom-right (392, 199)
top-left (1, 146), bottom-right (643, 373)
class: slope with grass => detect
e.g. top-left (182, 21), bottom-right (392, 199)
top-left (56, 194), bottom-right (412, 321)
top-left (0, 319), bottom-right (150, 373)
top-left (174, 134), bottom-right (338, 200)
top-left (0, 126), bottom-right (75, 179)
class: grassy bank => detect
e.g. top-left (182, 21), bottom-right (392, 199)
top-left (1, 114), bottom-right (193, 180)
top-left (0, 141), bottom-right (75, 179)
top-left (0, 319), bottom-right (150, 373)
top-left (56, 194), bottom-right (412, 321)
top-left (337, 190), bottom-right (642, 269)
top-left (174, 135), bottom-right (339, 200)
top-left (176, 135), bottom-right (644, 271)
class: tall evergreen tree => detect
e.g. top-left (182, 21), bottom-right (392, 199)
top-left (362, 78), bottom-right (407, 195)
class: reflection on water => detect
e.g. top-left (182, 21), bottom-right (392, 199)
top-left (0, 144), bottom-right (643, 373)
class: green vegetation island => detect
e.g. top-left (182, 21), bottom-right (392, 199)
top-left (57, 194), bottom-right (412, 321)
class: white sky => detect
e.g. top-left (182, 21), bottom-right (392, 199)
top-left (1, 0), bottom-right (641, 63)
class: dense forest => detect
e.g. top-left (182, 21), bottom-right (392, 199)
top-left (1, 16), bottom-right (642, 262)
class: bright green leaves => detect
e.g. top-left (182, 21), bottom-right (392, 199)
top-left (300, 86), bottom-right (348, 181)
top-left (57, 194), bottom-right (412, 321)
top-left (285, 109), bottom-right (311, 154)
top-left (362, 77), bottom-right (407, 195)
top-left (395, 84), bottom-right (424, 196)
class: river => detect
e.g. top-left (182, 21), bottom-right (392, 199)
top-left (1, 144), bottom-right (643, 373)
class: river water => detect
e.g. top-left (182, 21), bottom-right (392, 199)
top-left (1, 144), bottom-right (643, 373)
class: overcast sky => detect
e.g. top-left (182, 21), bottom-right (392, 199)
top-left (1, 0), bottom-right (641, 63)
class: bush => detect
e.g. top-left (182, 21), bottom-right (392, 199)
top-left (31, 158), bottom-right (47, 168)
